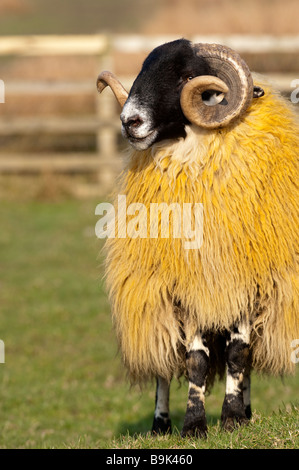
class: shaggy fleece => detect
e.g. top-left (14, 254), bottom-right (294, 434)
top-left (104, 80), bottom-right (299, 383)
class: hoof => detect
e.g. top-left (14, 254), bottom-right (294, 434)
top-left (221, 414), bottom-right (249, 432)
top-left (221, 394), bottom-right (249, 432)
top-left (152, 416), bottom-right (172, 435)
top-left (245, 404), bottom-right (252, 419)
top-left (181, 418), bottom-right (207, 439)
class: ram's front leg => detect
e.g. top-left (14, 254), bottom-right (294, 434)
top-left (181, 330), bottom-right (209, 438)
top-left (221, 318), bottom-right (251, 431)
top-left (152, 376), bottom-right (172, 434)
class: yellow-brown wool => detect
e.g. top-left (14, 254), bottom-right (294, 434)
top-left (104, 81), bottom-right (299, 384)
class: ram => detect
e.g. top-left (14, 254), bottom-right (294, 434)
top-left (97, 39), bottom-right (299, 437)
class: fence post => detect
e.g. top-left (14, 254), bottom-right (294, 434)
top-left (0, 79), bottom-right (5, 103)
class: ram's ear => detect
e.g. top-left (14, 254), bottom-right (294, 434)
top-left (253, 86), bottom-right (264, 98)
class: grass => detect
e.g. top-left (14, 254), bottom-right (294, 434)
top-left (108, 406), bottom-right (299, 449)
top-left (0, 197), bottom-right (298, 449)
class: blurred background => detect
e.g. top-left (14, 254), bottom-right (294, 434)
top-left (0, 0), bottom-right (298, 449)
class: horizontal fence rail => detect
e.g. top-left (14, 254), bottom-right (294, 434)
top-left (0, 34), bottom-right (108, 56)
top-left (0, 34), bottom-right (298, 190)
top-left (112, 34), bottom-right (299, 54)
top-left (1, 34), bottom-right (299, 56)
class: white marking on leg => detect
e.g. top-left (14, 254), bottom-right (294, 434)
top-left (189, 331), bottom-right (209, 357)
top-left (188, 382), bottom-right (206, 406)
top-left (226, 372), bottom-right (244, 396)
top-left (154, 376), bottom-right (170, 419)
top-left (229, 318), bottom-right (250, 344)
top-left (225, 319), bottom-right (250, 397)
top-left (182, 330), bottom-right (209, 437)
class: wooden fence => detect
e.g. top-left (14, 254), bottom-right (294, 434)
top-left (0, 34), bottom-right (298, 190)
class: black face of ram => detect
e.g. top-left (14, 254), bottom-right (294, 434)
top-left (120, 39), bottom-right (211, 150)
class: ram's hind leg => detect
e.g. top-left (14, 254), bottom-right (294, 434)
top-left (221, 318), bottom-right (251, 431)
top-left (181, 330), bottom-right (209, 438)
top-left (152, 376), bottom-right (172, 434)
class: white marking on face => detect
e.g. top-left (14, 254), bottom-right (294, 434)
top-left (120, 96), bottom-right (158, 150)
top-left (120, 97), bottom-right (149, 133)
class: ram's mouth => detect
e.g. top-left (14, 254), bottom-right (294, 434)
top-left (122, 128), bottom-right (158, 150)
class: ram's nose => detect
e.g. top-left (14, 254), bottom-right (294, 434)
top-left (120, 113), bottom-right (144, 137)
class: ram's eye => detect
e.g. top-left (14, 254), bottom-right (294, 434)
top-left (182, 76), bottom-right (193, 83)
top-left (179, 76), bottom-right (194, 89)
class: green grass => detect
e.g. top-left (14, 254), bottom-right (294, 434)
top-left (108, 406), bottom-right (299, 449)
top-left (0, 199), bottom-right (298, 449)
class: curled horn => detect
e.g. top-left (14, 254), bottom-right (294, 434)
top-left (97, 71), bottom-right (128, 108)
top-left (180, 44), bottom-right (259, 129)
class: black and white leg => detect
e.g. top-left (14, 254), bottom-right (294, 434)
top-left (152, 376), bottom-right (172, 434)
top-left (221, 318), bottom-right (251, 431)
top-left (181, 330), bottom-right (209, 438)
